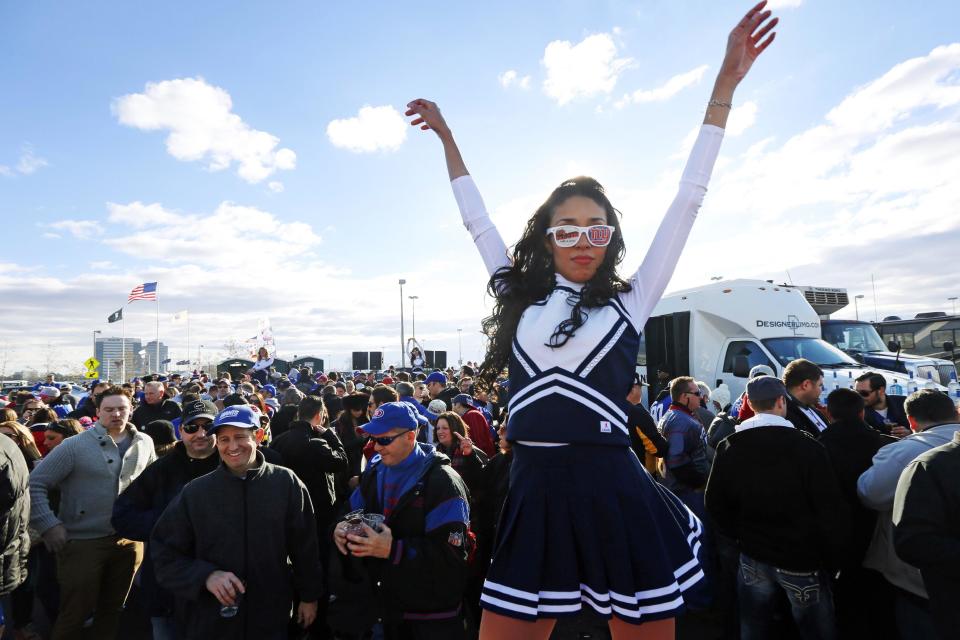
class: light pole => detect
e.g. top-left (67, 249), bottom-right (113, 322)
top-left (399, 279), bottom-right (407, 369)
top-left (92, 330), bottom-right (101, 358)
top-left (854, 294), bottom-right (865, 321)
top-left (457, 328), bottom-right (463, 366)
top-left (949, 297), bottom-right (958, 316)
top-left (408, 295), bottom-right (419, 339)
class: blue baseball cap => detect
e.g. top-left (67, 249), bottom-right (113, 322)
top-left (452, 394), bottom-right (475, 408)
top-left (262, 384), bottom-right (277, 397)
top-left (401, 400), bottom-right (429, 427)
top-left (363, 401), bottom-right (419, 436)
top-left (425, 372), bottom-right (447, 386)
top-left (208, 405), bottom-right (261, 434)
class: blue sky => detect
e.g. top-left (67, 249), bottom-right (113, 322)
top-left (2, 0), bottom-right (959, 374)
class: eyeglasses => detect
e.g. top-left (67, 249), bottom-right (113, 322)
top-left (181, 421), bottom-right (212, 434)
top-left (545, 225), bottom-right (615, 248)
top-left (857, 389), bottom-right (875, 398)
top-left (371, 432), bottom-right (407, 446)
top-left (686, 390), bottom-right (702, 397)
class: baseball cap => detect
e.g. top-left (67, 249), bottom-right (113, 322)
top-left (452, 393), bottom-right (475, 408)
top-left (182, 399), bottom-right (217, 426)
top-left (38, 386), bottom-right (60, 399)
top-left (262, 384), bottom-right (277, 397)
top-left (382, 376), bottom-right (394, 385)
top-left (749, 364), bottom-right (776, 379)
top-left (746, 376), bottom-right (788, 405)
top-left (401, 400), bottom-right (429, 427)
top-left (425, 372), bottom-right (447, 386)
top-left (208, 405), bottom-right (261, 434)
top-left (427, 399), bottom-right (447, 415)
top-left (363, 401), bottom-right (419, 436)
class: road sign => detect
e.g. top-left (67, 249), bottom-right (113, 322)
top-left (84, 357), bottom-right (100, 370)
top-left (84, 370), bottom-right (99, 379)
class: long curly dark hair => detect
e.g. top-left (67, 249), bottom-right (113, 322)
top-left (477, 176), bottom-right (632, 389)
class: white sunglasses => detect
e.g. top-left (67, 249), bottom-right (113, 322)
top-left (545, 224), bottom-right (615, 248)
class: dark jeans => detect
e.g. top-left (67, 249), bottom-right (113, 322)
top-left (737, 554), bottom-right (836, 640)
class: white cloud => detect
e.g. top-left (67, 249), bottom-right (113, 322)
top-left (112, 77), bottom-right (296, 184)
top-left (1, 145), bottom-right (49, 177)
top-left (726, 100), bottom-right (759, 137)
top-left (499, 69), bottom-right (531, 90)
top-left (16, 145), bottom-right (48, 175)
top-left (89, 261), bottom-right (113, 270)
top-left (657, 42), bottom-right (960, 305)
top-left (615, 64), bottom-right (709, 108)
top-left (542, 33), bottom-right (632, 105)
top-left (102, 201), bottom-right (322, 266)
top-left (766, 0), bottom-right (803, 8)
top-left (326, 105), bottom-right (408, 153)
top-left (48, 220), bottom-right (102, 239)
top-left (267, 181), bottom-right (284, 193)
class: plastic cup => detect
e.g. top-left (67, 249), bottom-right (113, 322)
top-left (361, 513), bottom-right (385, 532)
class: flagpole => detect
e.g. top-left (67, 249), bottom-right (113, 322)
top-left (186, 311), bottom-right (190, 372)
top-left (156, 288), bottom-right (161, 374)
top-left (121, 310), bottom-right (126, 383)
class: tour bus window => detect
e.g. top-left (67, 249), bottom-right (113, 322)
top-left (931, 330), bottom-right (957, 348)
top-left (883, 332), bottom-right (916, 350)
top-left (722, 341), bottom-right (775, 376)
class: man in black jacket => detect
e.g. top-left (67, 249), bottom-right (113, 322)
top-left (132, 381), bottom-right (181, 430)
top-left (783, 358), bottom-right (829, 437)
top-left (817, 388), bottom-right (897, 638)
top-left (112, 398), bottom-right (220, 640)
top-left (706, 376), bottom-right (849, 639)
top-left (333, 402), bottom-right (470, 639)
top-left (151, 405), bottom-right (321, 640)
top-left (893, 431), bottom-right (960, 640)
top-left (271, 395), bottom-right (348, 540)
top-left (855, 372), bottom-right (910, 437)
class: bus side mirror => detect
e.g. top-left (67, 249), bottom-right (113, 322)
top-left (733, 355), bottom-right (750, 378)
top-left (887, 340), bottom-right (901, 352)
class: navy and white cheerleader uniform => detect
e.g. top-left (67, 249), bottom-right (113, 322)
top-left (449, 124), bottom-right (724, 624)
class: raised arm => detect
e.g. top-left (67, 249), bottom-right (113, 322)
top-left (406, 99), bottom-right (510, 277)
top-left (623, 1), bottom-right (778, 326)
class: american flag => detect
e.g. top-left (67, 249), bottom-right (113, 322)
top-left (128, 282), bottom-right (158, 302)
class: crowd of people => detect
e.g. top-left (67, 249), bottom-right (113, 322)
top-left (0, 363), bottom-right (517, 640)
top-left (4, 3), bottom-right (957, 639)
top-left (4, 357), bottom-right (958, 639)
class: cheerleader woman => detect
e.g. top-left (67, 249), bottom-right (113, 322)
top-left (406, 4), bottom-right (777, 638)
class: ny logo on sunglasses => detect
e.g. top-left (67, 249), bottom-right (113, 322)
top-left (546, 225), bottom-right (615, 248)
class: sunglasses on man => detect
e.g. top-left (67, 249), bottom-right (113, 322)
top-left (370, 432), bottom-right (407, 446)
top-left (181, 420), bottom-right (213, 434)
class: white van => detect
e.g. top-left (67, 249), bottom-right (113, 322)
top-left (640, 280), bottom-right (944, 404)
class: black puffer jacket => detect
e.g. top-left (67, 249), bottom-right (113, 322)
top-left (0, 434), bottom-right (29, 595)
top-left (151, 452), bottom-right (322, 640)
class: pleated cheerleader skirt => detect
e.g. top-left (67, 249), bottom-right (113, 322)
top-left (480, 443), bottom-right (707, 625)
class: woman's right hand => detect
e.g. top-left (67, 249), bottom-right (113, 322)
top-left (406, 99), bottom-right (451, 139)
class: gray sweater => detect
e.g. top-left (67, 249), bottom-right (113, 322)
top-left (30, 423), bottom-right (156, 539)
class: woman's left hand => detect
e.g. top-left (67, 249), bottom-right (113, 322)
top-left (455, 432), bottom-right (473, 456)
top-left (718, 1), bottom-right (778, 86)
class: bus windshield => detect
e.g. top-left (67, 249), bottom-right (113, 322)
top-left (761, 337), bottom-right (862, 368)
